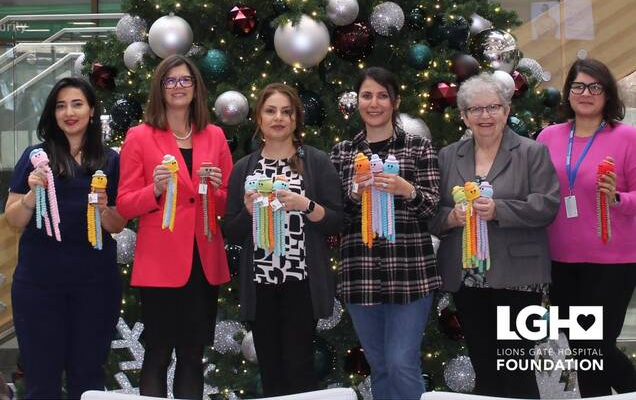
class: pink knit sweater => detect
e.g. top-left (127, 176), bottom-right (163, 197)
top-left (537, 121), bottom-right (636, 263)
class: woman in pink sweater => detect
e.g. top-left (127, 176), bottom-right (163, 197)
top-left (537, 58), bottom-right (636, 397)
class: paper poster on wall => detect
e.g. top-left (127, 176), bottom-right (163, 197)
top-left (531, 0), bottom-right (595, 41)
top-left (531, 1), bottom-right (560, 40)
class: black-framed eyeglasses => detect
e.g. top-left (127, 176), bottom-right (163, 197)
top-left (570, 81), bottom-right (604, 95)
top-left (162, 75), bottom-right (195, 89)
top-left (464, 104), bottom-right (504, 117)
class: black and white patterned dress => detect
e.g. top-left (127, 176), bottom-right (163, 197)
top-left (253, 158), bottom-right (307, 284)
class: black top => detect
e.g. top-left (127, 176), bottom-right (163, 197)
top-left (179, 147), bottom-right (193, 175)
top-left (368, 138), bottom-right (391, 155)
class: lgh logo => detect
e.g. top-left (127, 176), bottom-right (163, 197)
top-left (497, 306), bottom-right (603, 341)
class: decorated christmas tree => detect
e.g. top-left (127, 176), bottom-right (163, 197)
top-left (81, 0), bottom-right (562, 398)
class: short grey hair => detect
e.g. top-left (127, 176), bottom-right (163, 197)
top-left (456, 72), bottom-right (511, 111)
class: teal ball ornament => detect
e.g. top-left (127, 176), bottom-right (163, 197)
top-left (199, 49), bottom-right (229, 80)
top-left (406, 43), bottom-right (432, 69)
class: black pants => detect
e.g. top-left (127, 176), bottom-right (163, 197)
top-left (252, 280), bottom-right (318, 397)
top-left (454, 286), bottom-right (541, 399)
top-left (551, 261), bottom-right (636, 397)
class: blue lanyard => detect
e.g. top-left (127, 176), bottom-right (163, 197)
top-left (565, 121), bottom-right (606, 193)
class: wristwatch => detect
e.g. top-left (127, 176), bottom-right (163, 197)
top-left (305, 200), bottom-right (316, 214)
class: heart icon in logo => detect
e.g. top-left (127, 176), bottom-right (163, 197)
top-left (577, 314), bottom-right (596, 331)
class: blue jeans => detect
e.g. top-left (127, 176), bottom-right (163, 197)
top-left (347, 294), bottom-right (434, 400)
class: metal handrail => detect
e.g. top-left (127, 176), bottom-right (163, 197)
top-left (0, 52), bottom-right (82, 107)
top-left (0, 42), bottom-right (85, 66)
top-left (43, 26), bottom-right (116, 42)
top-left (0, 13), bottom-right (124, 26)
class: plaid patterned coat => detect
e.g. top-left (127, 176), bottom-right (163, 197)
top-left (330, 128), bottom-right (442, 305)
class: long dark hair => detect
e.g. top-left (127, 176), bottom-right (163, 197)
top-left (145, 54), bottom-right (209, 131)
top-left (562, 58), bottom-right (624, 126)
top-left (253, 83), bottom-right (305, 174)
top-left (37, 77), bottom-right (105, 176)
top-left (355, 66), bottom-right (401, 128)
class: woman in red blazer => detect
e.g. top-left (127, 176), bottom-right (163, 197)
top-left (117, 55), bottom-right (232, 399)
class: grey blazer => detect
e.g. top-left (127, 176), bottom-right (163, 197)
top-left (429, 128), bottom-right (560, 292)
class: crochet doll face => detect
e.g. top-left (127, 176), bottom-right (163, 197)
top-left (354, 153), bottom-right (371, 175)
top-left (162, 155), bottom-right (179, 172)
top-left (478, 181), bottom-right (493, 198)
top-left (91, 170), bottom-right (108, 190)
top-left (464, 182), bottom-right (481, 201)
top-left (452, 185), bottom-right (466, 203)
top-left (245, 175), bottom-right (259, 191)
top-left (258, 177), bottom-right (273, 194)
top-left (383, 155), bottom-right (399, 174)
top-left (29, 148), bottom-right (50, 168)
top-left (370, 154), bottom-right (384, 173)
top-left (273, 175), bottom-right (289, 191)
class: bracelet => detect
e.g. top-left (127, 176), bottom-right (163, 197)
top-left (20, 196), bottom-right (35, 211)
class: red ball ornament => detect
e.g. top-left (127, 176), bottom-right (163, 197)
top-left (430, 82), bottom-right (457, 112)
top-left (228, 4), bottom-right (258, 36)
top-left (332, 21), bottom-right (374, 61)
top-left (439, 308), bottom-right (464, 341)
top-left (512, 70), bottom-right (529, 98)
top-left (89, 63), bottom-right (117, 91)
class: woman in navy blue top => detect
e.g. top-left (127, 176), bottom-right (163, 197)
top-left (4, 77), bottom-right (126, 399)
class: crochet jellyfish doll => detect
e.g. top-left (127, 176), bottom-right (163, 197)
top-left (354, 153), bottom-right (373, 248)
top-left (161, 154), bottom-right (179, 231)
top-left (477, 181), bottom-right (493, 272)
top-left (272, 175), bottom-right (290, 256)
top-left (382, 155), bottom-right (400, 243)
top-left (464, 181), bottom-right (481, 268)
top-left (597, 159), bottom-right (615, 244)
top-left (199, 162), bottom-right (217, 241)
top-left (257, 175), bottom-right (275, 251)
top-left (245, 173), bottom-right (260, 248)
top-left (87, 170), bottom-right (107, 250)
top-left (370, 154), bottom-right (384, 238)
top-left (29, 148), bottom-right (61, 241)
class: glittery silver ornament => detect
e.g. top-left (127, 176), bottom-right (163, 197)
top-left (123, 41), bottom-right (151, 71)
top-left (470, 28), bottom-right (521, 74)
top-left (337, 91), bottom-right (358, 119)
top-left (227, 393), bottom-right (242, 400)
top-left (274, 15), bottom-right (330, 68)
top-left (370, 2), bottom-right (405, 37)
top-left (186, 43), bottom-right (206, 58)
top-left (436, 292), bottom-right (451, 315)
top-left (492, 70), bottom-right (515, 101)
top-left (73, 53), bottom-right (85, 76)
top-left (116, 14), bottom-right (147, 45)
top-left (113, 228), bottom-right (136, 264)
top-left (431, 234), bottom-right (440, 256)
top-left (357, 376), bottom-right (373, 400)
top-left (469, 13), bottom-right (492, 35)
top-left (241, 331), bottom-right (258, 363)
top-left (214, 91), bottom-right (249, 126)
top-left (112, 318), bottom-right (145, 394)
top-left (577, 48), bottom-right (588, 60)
top-left (517, 57), bottom-right (545, 84)
top-left (203, 364), bottom-right (220, 398)
top-left (327, 0), bottom-right (359, 26)
top-left (100, 115), bottom-right (112, 143)
top-left (542, 71), bottom-right (552, 82)
top-left (148, 14), bottom-right (193, 59)
top-left (213, 320), bottom-right (245, 354)
top-left (317, 298), bottom-right (344, 330)
top-left (397, 113), bottom-right (431, 139)
top-left (444, 355), bottom-right (476, 393)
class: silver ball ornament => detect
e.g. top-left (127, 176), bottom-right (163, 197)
top-left (213, 320), bottom-right (245, 354)
top-left (148, 14), bottom-right (193, 58)
top-left (113, 228), bottom-right (136, 264)
top-left (492, 70), bottom-right (515, 101)
top-left (469, 13), bottom-right (492, 35)
top-left (116, 14), bottom-right (147, 44)
top-left (327, 0), bottom-right (359, 26)
top-left (517, 57), bottom-right (545, 84)
top-left (370, 2), bottom-right (405, 37)
top-left (398, 113), bottom-right (431, 139)
top-left (274, 15), bottom-right (330, 68)
top-left (123, 41), bottom-right (151, 71)
top-left (214, 91), bottom-right (249, 126)
top-left (241, 331), bottom-right (258, 363)
top-left (444, 355), bottom-right (476, 393)
top-left (470, 28), bottom-right (521, 74)
top-left (73, 53), bottom-right (85, 76)
top-left (337, 91), bottom-right (358, 119)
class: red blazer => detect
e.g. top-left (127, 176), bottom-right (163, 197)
top-left (117, 123), bottom-right (232, 287)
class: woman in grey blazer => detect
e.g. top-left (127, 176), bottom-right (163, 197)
top-left (429, 73), bottom-right (560, 398)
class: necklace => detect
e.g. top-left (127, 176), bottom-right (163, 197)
top-left (172, 125), bottom-right (192, 140)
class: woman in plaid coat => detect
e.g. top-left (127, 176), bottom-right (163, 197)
top-left (330, 67), bottom-right (441, 400)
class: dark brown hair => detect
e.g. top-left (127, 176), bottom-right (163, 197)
top-left (253, 83), bottom-right (305, 174)
top-left (37, 77), bottom-right (105, 176)
top-left (144, 54), bottom-right (209, 131)
top-left (562, 58), bottom-right (624, 126)
top-left (355, 66), bottom-right (401, 127)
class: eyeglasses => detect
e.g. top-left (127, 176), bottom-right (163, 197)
top-left (570, 81), bottom-right (604, 95)
top-left (162, 75), bottom-right (195, 89)
top-left (464, 104), bottom-right (504, 117)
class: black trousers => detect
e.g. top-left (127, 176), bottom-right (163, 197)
top-left (551, 261), bottom-right (636, 397)
top-left (453, 286), bottom-right (541, 399)
top-left (252, 280), bottom-right (318, 397)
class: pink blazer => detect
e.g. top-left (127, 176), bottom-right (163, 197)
top-left (117, 123), bottom-right (232, 287)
